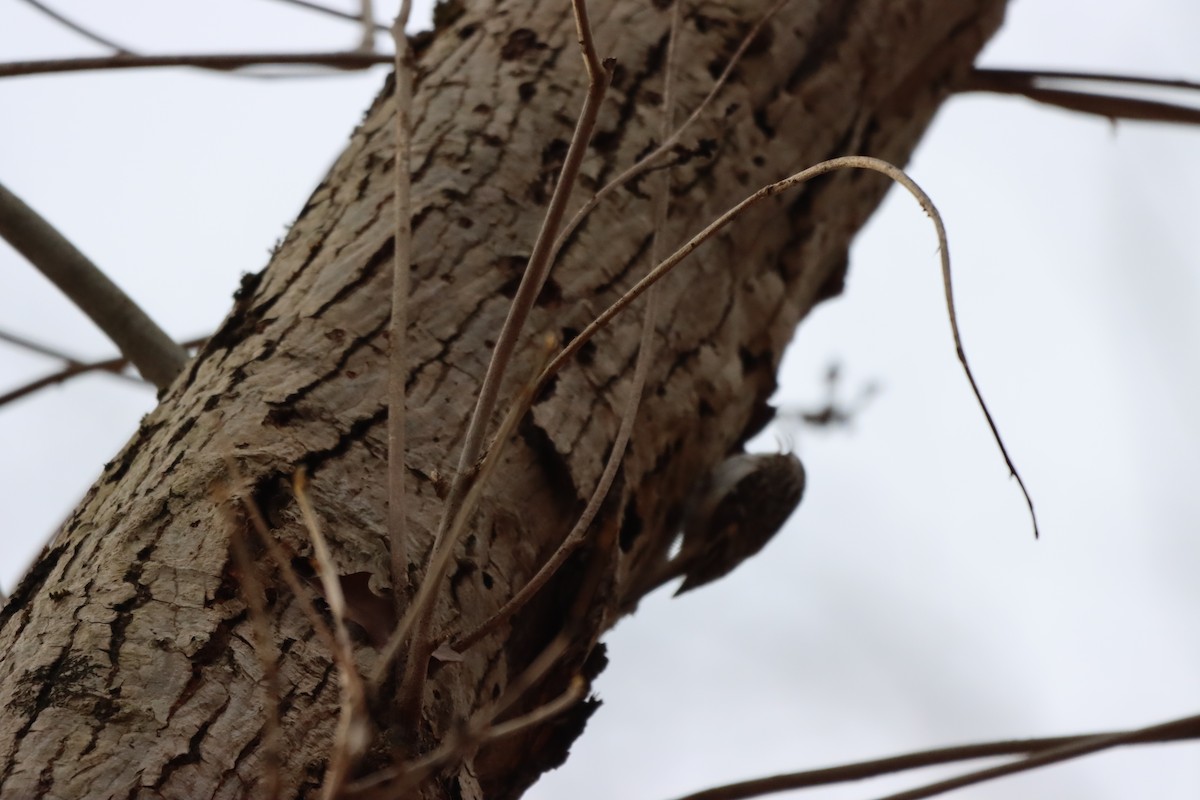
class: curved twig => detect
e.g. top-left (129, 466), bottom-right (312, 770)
top-left (537, 155), bottom-right (1039, 537)
top-left (455, 154), bottom-right (1045, 648)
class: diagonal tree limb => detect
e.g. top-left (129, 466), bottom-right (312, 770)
top-left (0, 180), bottom-right (187, 389)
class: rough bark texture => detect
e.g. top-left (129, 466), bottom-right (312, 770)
top-left (0, 1), bottom-right (1005, 797)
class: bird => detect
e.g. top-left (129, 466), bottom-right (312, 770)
top-left (669, 451), bottom-right (806, 595)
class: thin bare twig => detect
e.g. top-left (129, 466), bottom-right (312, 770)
top-left (435, 0), bottom-right (611, 528)
top-left (293, 469), bottom-right (371, 800)
top-left (964, 68), bottom-right (1200, 125)
top-left (537, 156), bottom-right (1040, 538)
top-left (370, 336), bottom-right (556, 690)
top-left (393, 0), bottom-right (613, 725)
top-left (0, 50), bottom-right (391, 79)
top-left (223, 455), bottom-right (341, 660)
top-left (17, 0), bottom-right (134, 53)
top-left (353, 638), bottom-right (579, 797)
top-left (669, 713), bottom-right (1200, 800)
top-left (0, 336), bottom-right (206, 409)
top-left (0, 328), bottom-right (90, 364)
top-left (261, 0), bottom-right (390, 33)
top-left (550, 0), bottom-right (789, 265)
top-left (0, 328), bottom-right (140, 383)
top-left (975, 67), bottom-right (1200, 92)
top-left (357, 0), bottom-right (377, 51)
top-left (355, 680), bottom-right (585, 798)
top-left (873, 712), bottom-right (1200, 800)
top-left (220, 492), bottom-right (283, 800)
top-left (386, 0), bottom-right (414, 646)
top-left (451, 0), bottom-right (683, 655)
top-left (484, 636), bottom-right (572, 722)
top-left (0, 361), bottom-right (128, 408)
top-left (480, 675), bottom-right (585, 743)
top-left (13, 0), bottom-right (393, 81)
top-left (0, 180), bottom-right (187, 389)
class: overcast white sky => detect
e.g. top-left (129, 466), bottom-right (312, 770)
top-left (1, 1), bottom-right (1198, 799)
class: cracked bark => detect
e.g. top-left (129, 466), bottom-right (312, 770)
top-left (0, 1), bottom-right (1005, 798)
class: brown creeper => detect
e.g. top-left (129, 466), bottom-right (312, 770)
top-left (669, 452), bottom-right (806, 595)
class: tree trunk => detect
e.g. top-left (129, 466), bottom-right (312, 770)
top-left (0, 1), bottom-right (1004, 797)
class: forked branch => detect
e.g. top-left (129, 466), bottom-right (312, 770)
top-left (964, 68), bottom-right (1200, 125)
top-left (669, 712), bottom-right (1200, 800)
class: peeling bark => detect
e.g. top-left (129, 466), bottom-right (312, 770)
top-left (0, 1), bottom-right (1005, 798)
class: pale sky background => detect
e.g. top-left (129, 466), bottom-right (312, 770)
top-left (1, 1), bottom-right (1197, 799)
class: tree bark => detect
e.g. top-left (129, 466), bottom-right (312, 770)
top-left (0, 1), bottom-right (1005, 797)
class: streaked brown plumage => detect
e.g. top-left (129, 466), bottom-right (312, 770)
top-left (671, 452), bottom-right (806, 594)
